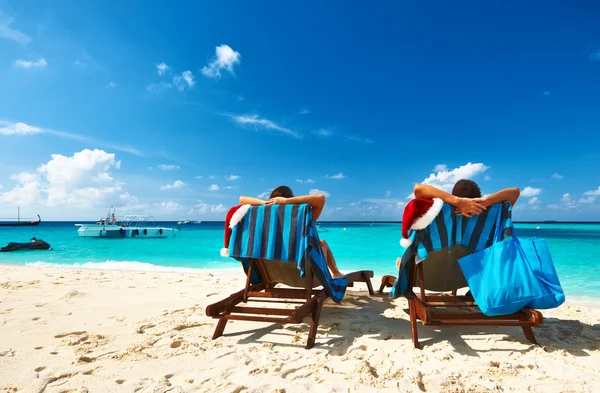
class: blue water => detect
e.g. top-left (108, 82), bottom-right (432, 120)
top-left (0, 222), bottom-right (599, 298)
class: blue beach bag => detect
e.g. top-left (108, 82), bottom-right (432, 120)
top-left (457, 213), bottom-right (565, 316)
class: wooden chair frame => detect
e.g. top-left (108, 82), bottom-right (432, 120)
top-left (206, 258), bottom-right (374, 349)
top-left (379, 256), bottom-right (543, 349)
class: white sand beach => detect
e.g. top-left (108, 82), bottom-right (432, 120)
top-left (1, 264), bottom-right (599, 393)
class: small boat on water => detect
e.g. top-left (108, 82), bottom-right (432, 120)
top-left (0, 207), bottom-right (41, 227)
top-left (0, 237), bottom-right (50, 252)
top-left (75, 207), bottom-right (176, 238)
top-left (177, 219), bottom-right (199, 225)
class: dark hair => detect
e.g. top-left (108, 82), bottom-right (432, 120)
top-left (452, 179), bottom-right (482, 198)
top-left (270, 185), bottom-right (294, 199)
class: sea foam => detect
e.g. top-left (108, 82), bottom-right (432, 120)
top-left (24, 260), bottom-right (220, 274)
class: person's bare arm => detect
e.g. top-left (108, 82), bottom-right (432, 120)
top-left (479, 188), bottom-right (520, 207)
top-left (413, 184), bottom-right (486, 218)
top-left (266, 194), bottom-right (326, 221)
top-left (239, 196), bottom-right (266, 206)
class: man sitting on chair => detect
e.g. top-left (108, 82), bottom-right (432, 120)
top-left (414, 179), bottom-right (520, 217)
top-left (239, 185), bottom-right (344, 278)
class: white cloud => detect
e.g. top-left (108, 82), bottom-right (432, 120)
top-left (257, 191), bottom-right (270, 199)
top-left (298, 109), bottom-right (310, 115)
top-left (345, 135), bottom-right (374, 144)
top-left (484, 175), bottom-right (491, 181)
top-left (209, 184), bottom-right (220, 191)
top-left (173, 70), bottom-right (195, 91)
top-left (0, 13), bottom-right (31, 44)
top-left (158, 164), bottom-right (180, 171)
top-left (433, 164), bottom-right (448, 172)
top-left (420, 162), bottom-right (489, 193)
top-left (295, 178), bottom-right (315, 184)
top-left (0, 122), bottom-right (43, 135)
top-left (583, 186), bottom-right (600, 196)
top-left (579, 196), bottom-right (596, 204)
top-left (309, 189), bottom-right (330, 197)
top-left (315, 128), bottom-right (373, 143)
top-left (146, 82), bottom-right (173, 93)
top-left (194, 201), bottom-right (226, 214)
top-left (107, 81), bottom-right (117, 88)
top-left (521, 187), bottom-right (542, 197)
top-left (182, 71), bottom-right (194, 87)
top-left (528, 197), bottom-right (539, 205)
top-left (326, 173), bottom-right (346, 180)
top-left (160, 180), bottom-right (185, 190)
top-left (0, 121), bottom-right (145, 157)
top-left (385, 190), bottom-right (392, 197)
top-left (1, 149), bottom-right (122, 208)
top-left (196, 176), bottom-right (203, 179)
top-left (226, 175), bottom-right (241, 181)
top-left (14, 58), bottom-right (47, 68)
top-left (231, 114), bottom-right (300, 138)
top-left (315, 128), bottom-right (333, 137)
top-left (156, 62), bottom-right (169, 76)
top-left (202, 44), bottom-right (241, 79)
top-left (552, 173), bottom-right (563, 180)
top-left (208, 175), bottom-right (217, 180)
top-left (156, 200), bottom-right (183, 213)
top-left (548, 193), bottom-right (579, 210)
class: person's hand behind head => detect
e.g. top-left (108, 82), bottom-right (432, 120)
top-left (266, 196), bottom-right (287, 205)
top-left (455, 197), bottom-right (486, 218)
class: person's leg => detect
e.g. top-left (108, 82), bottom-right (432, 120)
top-left (320, 239), bottom-right (343, 278)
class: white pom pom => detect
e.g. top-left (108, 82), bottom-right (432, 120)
top-left (220, 248), bottom-right (230, 257)
top-left (400, 238), bottom-right (412, 248)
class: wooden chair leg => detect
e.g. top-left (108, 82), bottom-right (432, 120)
top-left (306, 298), bottom-right (324, 349)
top-left (212, 318), bottom-right (228, 340)
top-left (408, 299), bottom-right (420, 349)
top-left (378, 275), bottom-right (395, 294)
top-left (522, 325), bottom-right (538, 345)
top-left (362, 272), bottom-right (375, 296)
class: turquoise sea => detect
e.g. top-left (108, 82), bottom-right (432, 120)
top-left (1, 222), bottom-right (599, 299)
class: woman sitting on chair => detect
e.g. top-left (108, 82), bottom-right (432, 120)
top-left (239, 186), bottom-right (344, 278)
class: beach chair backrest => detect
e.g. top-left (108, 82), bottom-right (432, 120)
top-left (408, 202), bottom-right (514, 292)
top-left (228, 204), bottom-right (348, 303)
top-left (252, 258), bottom-right (322, 288)
top-left (413, 245), bottom-right (472, 291)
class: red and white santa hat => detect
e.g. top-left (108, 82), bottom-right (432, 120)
top-left (220, 204), bottom-right (251, 257)
top-left (400, 198), bottom-right (443, 248)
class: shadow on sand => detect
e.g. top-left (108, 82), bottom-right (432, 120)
top-left (221, 291), bottom-right (600, 357)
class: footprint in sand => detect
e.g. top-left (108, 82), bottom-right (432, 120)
top-left (116, 379), bottom-right (125, 385)
top-left (35, 366), bottom-right (46, 372)
top-left (0, 349), bottom-right (16, 357)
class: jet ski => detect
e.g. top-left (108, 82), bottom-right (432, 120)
top-left (0, 237), bottom-right (51, 252)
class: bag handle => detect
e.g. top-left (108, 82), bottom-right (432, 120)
top-left (493, 202), bottom-right (517, 244)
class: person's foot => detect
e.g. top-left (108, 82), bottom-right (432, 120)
top-left (332, 271), bottom-right (344, 278)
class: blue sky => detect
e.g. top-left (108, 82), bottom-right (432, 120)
top-left (0, 1), bottom-right (599, 221)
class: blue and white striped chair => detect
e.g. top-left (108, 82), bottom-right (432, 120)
top-left (379, 202), bottom-right (543, 348)
top-left (206, 204), bottom-right (374, 349)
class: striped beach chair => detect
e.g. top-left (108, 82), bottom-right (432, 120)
top-left (206, 204), bottom-right (374, 349)
top-left (379, 202), bottom-right (543, 348)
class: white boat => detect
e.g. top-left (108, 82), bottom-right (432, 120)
top-left (75, 207), bottom-right (176, 238)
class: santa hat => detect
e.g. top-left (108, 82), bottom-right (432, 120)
top-left (220, 204), bottom-right (251, 257)
top-left (400, 198), bottom-right (443, 248)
